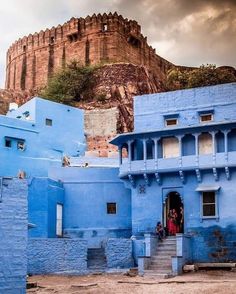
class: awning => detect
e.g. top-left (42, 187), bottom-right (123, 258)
top-left (196, 185), bottom-right (221, 192)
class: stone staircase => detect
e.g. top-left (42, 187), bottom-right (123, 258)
top-left (87, 248), bottom-right (107, 271)
top-left (144, 236), bottom-right (176, 278)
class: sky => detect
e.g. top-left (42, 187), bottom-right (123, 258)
top-left (0, 0), bottom-right (235, 87)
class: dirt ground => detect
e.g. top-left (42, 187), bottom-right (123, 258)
top-left (27, 270), bottom-right (236, 294)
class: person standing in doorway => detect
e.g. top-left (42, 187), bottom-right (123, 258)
top-left (179, 206), bottom-right (184, 233)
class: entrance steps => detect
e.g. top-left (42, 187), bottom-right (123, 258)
top-left (144, 236), bottom-right (176, 278)
top-left (87, 248), bottom-right (107, 270)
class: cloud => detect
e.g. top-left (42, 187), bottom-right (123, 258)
top-left (0, 0), bottom-right (235, 87)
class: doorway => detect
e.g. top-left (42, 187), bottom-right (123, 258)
top-left (164, 191), bottom-right (184, 234)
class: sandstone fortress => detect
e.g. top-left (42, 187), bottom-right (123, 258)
top-left (6, 12), bottom-right (173, 93)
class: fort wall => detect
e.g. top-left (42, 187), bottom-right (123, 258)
top-left (5, 12), bottom-right (173, 92)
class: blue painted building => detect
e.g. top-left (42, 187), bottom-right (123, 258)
top-left (0, 97), bottom-right (86, 177)
top-left (111, 82), bottom-right (236, 267)
top-left (2, 84), bottom-right (236, 286)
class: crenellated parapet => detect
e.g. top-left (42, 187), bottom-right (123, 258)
top-left (5, 12), bottom-right (174, 91)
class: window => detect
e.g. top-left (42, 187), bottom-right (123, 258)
top-left (165, 118), bottom-right (178, 127)
top-left (5, 139), bottom-right (11, 148)
top-left (17, 141), bottom-right (25, 151)
top-left (202, 191), bottom-right (216, 217)
top-left (107, 203), bottom-right (116, 214)
top-left (102, 23), bottom-right (108, 31)
top-left (56, 204), bottom-right (63, 237)
top-left (200, 114), bottom-right (213, 123)
top-left (45, 118), bottom-right (52, 126)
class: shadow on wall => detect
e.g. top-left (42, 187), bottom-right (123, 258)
top-left (190, 225), bottom-right (236, 262)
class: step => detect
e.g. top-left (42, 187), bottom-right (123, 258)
top-left (144, 270), bottom-right (174, 278)
top-left (150, 261), bottom-right (172, 266)
top-left (148, 265), bottom-right (172, 272)
top-left (156, 248), bottom-right (176, 253)
top-left (152, 255), bottom-right (173, 260)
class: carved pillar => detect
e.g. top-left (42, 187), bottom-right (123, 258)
top-left (224, 130), bottom-right (230, 161)
top-left (194, 133), bottom-right (200, 166)
top-left (143, 139), bottom-right (147, 161)
top-left (177, 135), bottom-right (184, 168)
top-left (127, 141), bottom-right (132, 163)
top-left (177, 135), bottom-right (184, 157)
top-left (224, 130), bottom-right (229, 153)
top-left (194, 133), bottom-right (199, 156)
top-left (154, 138), bottom-right (159, 160)
top-left (211, 131), bottom-right (216, 164)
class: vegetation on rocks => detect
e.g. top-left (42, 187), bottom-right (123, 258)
top-left (166, 64), bottom-right (236, 91)
top-left (40, 61), bottom-right (98, 104)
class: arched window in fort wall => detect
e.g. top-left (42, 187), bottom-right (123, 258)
top-left (85, 39), bottom-right (90, 66)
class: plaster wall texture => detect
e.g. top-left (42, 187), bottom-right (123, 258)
top-left (85, 107), bottom-right (119, 137)
top-left (0, 178), bottom-right (28, 294)
top-left (49, 167), bottom-right (131, 247)
top-left (28, 178), bottom-right (64, 238)
top-left (105, 238), bottom-right (134, 268)
top-left (128, 168), bottom-right (236, 262)
top-left (134, 83), bottom-right (236, 132)
top-left (27, 239), bottom-right (87, 275)
top-left (0, 97), bottom-right (85, 177)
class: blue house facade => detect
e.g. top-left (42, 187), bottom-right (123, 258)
top-left (0, 97), bottom-right (86, 177)
top-left (111, 83), bottom-right (236, 266)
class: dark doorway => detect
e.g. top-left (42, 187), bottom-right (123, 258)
top-left (164, 191), bottom-right (184, 235)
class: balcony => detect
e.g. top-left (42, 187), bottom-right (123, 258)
top-left (120, 152), bottom-right (236, 177)
top-left (110, 121), bottom-right (236, 183)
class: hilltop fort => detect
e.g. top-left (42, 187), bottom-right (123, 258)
top-left (5, 12), bottom-right (173, 93)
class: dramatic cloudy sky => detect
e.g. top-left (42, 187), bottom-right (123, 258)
top-left (0, 0), bottom-right (235, 87)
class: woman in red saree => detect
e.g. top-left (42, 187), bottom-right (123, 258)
top-left (168, 209), bottom-right (179, 235)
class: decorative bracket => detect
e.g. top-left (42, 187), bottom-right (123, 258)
top-left (195, 168), bottom-right (201, 183)
top-left (213, 168), bottom-right (218, 181)
top-left (179, 170), bottom-right (185, 184)
top-left (143, 173), bottom-right (150, 186)
top-left (225, 167), bottom-right (230, 180)
top-left (128, 174), bottom-right (136, 188)
top-left (155, 172), bottom-right (161, 185)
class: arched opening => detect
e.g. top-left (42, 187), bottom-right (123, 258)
top-left (146, 139), bottom-right (154, 159)
top-left (199, 132), bottom-right (212, 155)
top-left (216, 131), bottom-right (225, 153)
top-left (228, 129), bottom-right (236, 152)
top-left (164, 191), bottom-right (184, 235)
top-left (131, 139), bottom-right (143, 161)
top-left (162, 136), bottom-right (179, 158)
top-left (182, 134), bottom-right (195, 156)
top-left (121, 143), bottom-right (128, 164)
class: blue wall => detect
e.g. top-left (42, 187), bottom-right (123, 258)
top-left (0, 97), bottom-right (86, 177)
top-left (28, 178), bottom-right (64, 238)
top-left (134, 83), bottom-right (236, 132)
top-left (0, 178), bottom-right (28, 294)
top-left (49, 167), bottom-right (131, 246)
top-left (28, 239), bottom-right (87, 275)
top-left (105, 238), bottom-right (134, 268)
top-left (125, 168), bottom-right (236, 262)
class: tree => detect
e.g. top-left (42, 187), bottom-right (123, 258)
top-left (40, 61), bottom-right (97, 104)
top-left (166, 64), bottom-right (236, 91)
